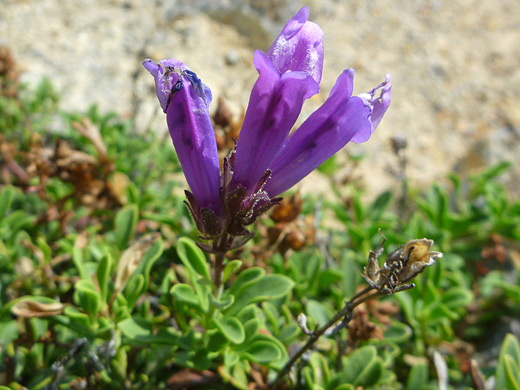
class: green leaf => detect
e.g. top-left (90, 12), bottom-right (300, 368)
top-left (37, 236), bottom-right (52, 264)
top-left (177, 237), bottom-right (210, 279)
top-left (96, 254), bottom-right (112, 303)
top-left (352, 190), bottom-right (364, 223)
top-left (406, 362), bottom-right (429, 390)
top-left (236, 305), bottom-right (259, 324)
top-left (191, 348), bottom-right (211, 370)
top-left (223, 259), bottom-right (243, 283)
top-left (504, 355), bottom-right (520, 390)
top-left (309, 353), bottom-right (331, 386)
top-left (207, 329), bottom-right (229, 352)
top-left (433, 185), bottom-right (448, 227)
top-left (497, 334), bottom-right (520, 390)
top-left (370, 191), bottom-right (392, 220)
top-left (227, 267), bottom-right (265, 296)
top-left (119, 317), bottom-right (180, 346)
top-left (73, 239), bottom-right (88, 280)
top-left (59, 306), bottom-right (92, 335)
top-left (73, 280), bottom-right (101, 317)
top-left (384, 322), bottom-right (412, 343)
top-left (223, 364), bottom-right (249, 390)
top-left (114, 204), bottom-right (138, 250)
top-left (333, 385), bottom-right (354, 390)
top-left (279, 323), bottom-right (300, 344)
top-left (243, 340), bottom-right (281, 364)
top-left (140, 239), bottom-right (163, 290)
top-left (441, 287), bottom-right (473, 310)
top-left (125, 274), bottom-right (145, 309)
top-left (342, 346), bottom-right (382, 387)
top-left (119, 316), bottom-right (149, 338)
top-left (175, 237), bottom-right (210, 312)
top-left (0, 320), bottom-right (19, 346)
top-left (0, 186), bottom-right (15, 222)
top-left (208, 294), bottom-right (234, 310)
top-left (262, 302), bottom-right (280, 335)
top-left (395, 292), bottom-right (416, 325)
top-left (340, 256), bottom-right (360, 298)
top-left (306, 300), bottom-right (334, 326)
top-left (243, 318), bottom-right (261, 339)
top-left (477, 161), bottom-right (512, 182)
top-left (426, 302), bottom-right (459, 322)
top-left (245, 333), bottom-right (288, 369)
top-left (227, 274), bottom-right (294, 316)
top-left (170, 284), bottom-right (200, 309)
top-left (318, 268), bottom-right (343, 290)
top-left (211, 317), bottom-right (245, 344)
top-left (1, 210), bottom-right (34, 237)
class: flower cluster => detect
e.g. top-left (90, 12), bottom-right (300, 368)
top-left (144, 7), bottom-right (391, 241)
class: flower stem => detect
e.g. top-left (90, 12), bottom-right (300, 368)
top-left (270, 283), bottom-right (414, 389)
top-left (213, 230), bottom-right (230, 297)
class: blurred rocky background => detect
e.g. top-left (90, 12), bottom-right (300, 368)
top-left (1, 0), bottom-right (519, 198)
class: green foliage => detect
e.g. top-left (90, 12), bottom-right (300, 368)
top-left (1, 76), bottom-right (519, 390)
top-left (496, 334), bottom-right (520, 390)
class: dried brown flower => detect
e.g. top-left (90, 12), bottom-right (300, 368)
top-left (363, 233), bottom-right (442, 292)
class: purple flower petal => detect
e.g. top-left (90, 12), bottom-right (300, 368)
top-left (351, 74), bottom-right (392, 143)
top-left (231, 8), bottom-right (324, 193)
top-left (231, 51), bottom-right (319, 192)
top-left (143, 59), bottom-right (221, 213)
top-left (267, 7), bottom-right (324, 85)
top-left (265, 69), bottom-right (391, 197)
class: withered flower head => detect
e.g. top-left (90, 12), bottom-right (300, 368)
top-left (363, 236), bottom-right (442, 291)
top-left (393, 238), bottom-right (442, 283)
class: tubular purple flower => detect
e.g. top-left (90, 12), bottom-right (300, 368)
top-left (143, 59), bottom-right (221, 216)
top-left (231, 6), bottom-right (324, 193)
top-left (143, 6), bottom-right (392, 241)
top-left (264, 70), bottom-right (392, 197)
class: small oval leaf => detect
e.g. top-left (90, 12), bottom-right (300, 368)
top-left (177, 237), bottom-right (210, 279)
top-left (211, 317), bottom-right (245, 344)
top-left (243, 340), bottom-right (281, 364)
top-left (170, 284), bottom-right (200, 308)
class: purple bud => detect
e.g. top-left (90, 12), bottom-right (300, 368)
top-left (143, 59), bottom-right (221, 215)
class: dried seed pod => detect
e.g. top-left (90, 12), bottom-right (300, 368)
top-left (363, 234), bottom-right (442, 291)
top-left (362, 250), bottom-right (382, 288)
top-left (394, 239), bottom-right (442, 284)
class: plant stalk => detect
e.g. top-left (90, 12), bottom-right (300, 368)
top-left (270, 283), bottom-right (414, 389)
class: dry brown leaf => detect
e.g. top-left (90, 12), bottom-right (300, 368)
top-left (11, 299), bottom-right (63, 318)
top-left (271, 193), bottom-right (302, 223)
top-left (107, 172), bottom-right (129, 205)
top-left (72, 118), bottom-right (109, 162)
top-left (470, 359), bottom-right (487, 390)
top-left (114, 233), bottom-right (161, 291)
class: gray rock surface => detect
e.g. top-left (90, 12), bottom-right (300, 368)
top-left (1, 0), bottom-right (519, 197)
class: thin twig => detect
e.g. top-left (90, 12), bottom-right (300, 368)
top-left (270, 286), bottom-right (373, 389)
top-left (270, 282), bottom-right (415, 389)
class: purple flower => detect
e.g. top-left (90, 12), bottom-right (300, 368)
top-left (143, 7), bottom-right (391, 238)
top-left (264, 71), bottom-right (391, 197)
top-left (142, 59), bottom-right (222, 234)
top-left (230, 7), bottom-right (323, 193)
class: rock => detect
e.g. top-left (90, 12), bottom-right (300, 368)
top-left (224, 50), bottom-right (240, 66)
top-left (1, 0), bottom-right (519, 198)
